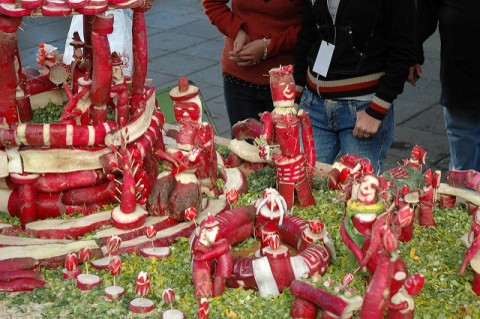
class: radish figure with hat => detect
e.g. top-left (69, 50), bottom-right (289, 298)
top-left (190, 213), bottom-right (233, 298)
top-left (60, 72), bottom-right (92, 125)
top-left (68, 31), bottom-right (89, 94)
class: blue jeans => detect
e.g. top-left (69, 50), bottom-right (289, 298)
top-left (223, 75), bottom-right (273, 128)
top-left (444, 107), bottom-right (480, 171)
top-left (299, 89), bottom-right (394, 173)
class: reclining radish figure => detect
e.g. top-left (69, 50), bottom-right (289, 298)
top-left (257, 65), bottom-right (316, 209)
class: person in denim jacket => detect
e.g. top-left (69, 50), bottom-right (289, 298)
top-left (293, 0), bottom-right (416, 173)
top-left (409, 0), bottom-right (480, 171)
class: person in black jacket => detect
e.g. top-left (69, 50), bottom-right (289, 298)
top-left (410, 0), bottom-right (480, 171)
top-left (293, 0), bottom-right (416, 173)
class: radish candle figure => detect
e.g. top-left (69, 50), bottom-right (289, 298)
top-left (258, 65), bottom-right (316, 209)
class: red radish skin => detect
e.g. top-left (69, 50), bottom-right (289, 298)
top-left (0, 257), bottom-right (39, 272)
top-left (129, 297), bottom-right (154, 313)
top-left (90, 16), bottom-right (113, 120)
top-left (61, 180), bottom-right (116, 206)
top-left (33, 170), bottom-right (107, 193)
top-left (359, 252), bottom-right (393, 319)
top-left (0, 269), bottom-right (44, 282)
top-left (25, 210), bottom-right (112, 239)
top-left (0, 277), bottom-right (46, 292)
top-left (77, 273), bottom-right (102, 291)
top-left (0, 27), bottom-right (19, 125)
top-left (62, 267), bottom-right (82, 280)
top-left (131, 10), bottom-right (148, 97)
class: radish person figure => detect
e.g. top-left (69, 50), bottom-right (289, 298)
top-left (258, 65), bottom-right (316, 209)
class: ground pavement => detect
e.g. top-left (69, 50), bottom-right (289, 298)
top-left (17, 0), bottom-right (450, 174)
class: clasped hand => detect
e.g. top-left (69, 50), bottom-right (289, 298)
top-left (229, 29), bottom-right (264, 67)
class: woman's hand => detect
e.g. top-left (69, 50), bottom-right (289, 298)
top-left (353, 110), bottom-right (381, 139)
top-left (229, 34), bottom-right (269, 67)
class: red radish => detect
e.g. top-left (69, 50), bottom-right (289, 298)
top-left (268, 233), bottom-right (280, 250)
top-left (0, 269), bottom-right (44, 282)
top-left (104, 256), bottom-right (124, 300)
top-left (79, 247), bottom-right (92, 274)
top-left (0, 257), bottom-right (38, 272)
top-left (226, 189), bottom-right (238, 208)
top-left (62, 253), bottom-right (81, 279)
top-left (105, 285), bottom-right (125, 300)
top-left (76, 273), bottom-right (102, 291)
top-left (197, 298), bottom-right (209, 319)
top-left (290, 279), bottom-right (362, 318)
top-left (130, 271), bottom-right (154, 313)
top-left (359, 252), bottom-right (393, 319)
top-left (106, 235), bottom-right (122, 255)
top-left (184, 207), bottom-right (197, 223)
top-left (129, 297), bottom-right (154, 313)
top-left (162, 288), bottom-right (175, 305)
top-left (308, 220), bottom-right (324, 234)
top-left (91, 236), bottom-right (120, 270)
top-left (135, 271), bottom-right (150, 297)
top-left (108, 256), bottom-right (122, 277)
top-left (145, 225), bottom-right (157, 239)
top-left (0, 278), bottom-right (46, 292)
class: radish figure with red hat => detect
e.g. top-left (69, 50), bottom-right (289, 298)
top-left (257, 64), bottom-right (316, 209)
top-left (386, 273), bottom-right (425, 319)
top-left (68, 31), bottom-right (89, 94)
top-left (190, 213), bottom-right (233, 298)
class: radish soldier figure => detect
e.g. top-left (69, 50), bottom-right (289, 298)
top-left (258, 65), bottom-right (316, 209)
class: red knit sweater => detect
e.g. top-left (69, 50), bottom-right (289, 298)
top-left (203, 0), bottom-right (304, 86)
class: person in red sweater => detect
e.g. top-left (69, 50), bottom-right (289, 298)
top-left (202, 0), bottom-right (305, 128)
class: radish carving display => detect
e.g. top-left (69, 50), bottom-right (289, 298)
top-left (91, 235), bottom-right (121, 270)
top-left (62, 252), bottom-right (81, 280)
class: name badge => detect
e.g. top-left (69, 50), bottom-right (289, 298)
top-left (312, 40), bottom-right (335, 77)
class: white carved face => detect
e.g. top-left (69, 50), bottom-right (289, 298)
top-left (205, 225), bottom-right (219, 244)
top-left (357, 175), bottom-right (379, 204)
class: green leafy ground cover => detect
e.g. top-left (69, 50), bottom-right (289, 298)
top-left (1, 164), bottom-right (479, 318)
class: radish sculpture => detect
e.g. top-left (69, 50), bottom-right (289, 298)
top-left (257, 65), bottom-right (316, 209)
top-left (140, 225), bottom-right (171, 259)
top-left (197, 298), bottom-right (209, 319)
top-left (62, 253), bottom-right (81, 280)
top-left (109, 122), bottom-right (149, 230)
top-left (460, 207), bottom-right (480, 296)
top-left (130, 271), bottom-right (154, 313)
top-left (76, 247), bottom-right (101, 290)
top-left (162, 288), bottom-right (184, 319)
top-left (191, 213), bottom-right (233, 298)
top-left (92, 235), bottom-right (121, 270)
top-left (104, 255), bottom-right (124, 300)
top-left (149, 77), bottom-right (217, 221)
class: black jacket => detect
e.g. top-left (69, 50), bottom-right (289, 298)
top-left (417, 0), bottom-right (480, 109)
top-left (294, 0), bottom-right (416, 120)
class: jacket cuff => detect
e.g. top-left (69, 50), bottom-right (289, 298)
top-left (366, 96), bottom-right (391, 120)
top-left (294, 85), bottom-right (304, 104)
